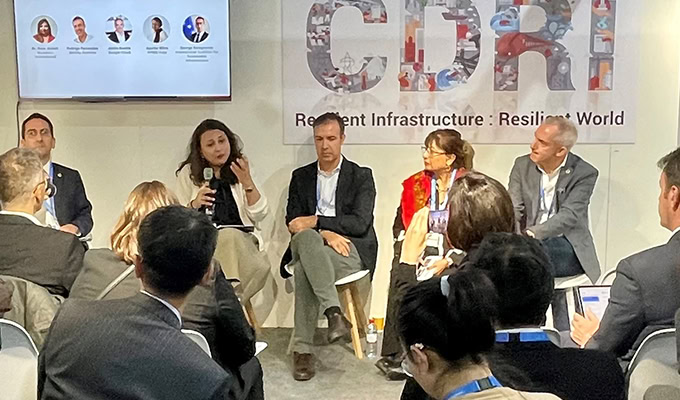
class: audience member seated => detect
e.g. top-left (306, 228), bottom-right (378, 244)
top-left (0, 278), bottom-right (11, 317)
top-left (571, 148), bottom-right (680, 359)
top-left (20, 113), bottom-right (94, 237)
top-left (281, 112), bottom-right (378, 381)
top-left (176, 119), bottom-right (271, 305)
top-left (398, 268), bottom-right (561, 400)
top-left (69, 181), bottom-right (176, 300)
top-left (402, 233), bottom-right (625, 400)
top-left (508, 116), bottom-right (600, 282)
top-left (68, 181), bottom-right (264, 399)
top-left (38, 206), bottom-right (232, 399)
top-left (0, 148), bottom-right (84, 297)
top-left (379, 171), bottom-right (514, 380)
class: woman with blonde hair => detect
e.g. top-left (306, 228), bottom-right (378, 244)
top-left (70, 181), bottom-right (178, 299)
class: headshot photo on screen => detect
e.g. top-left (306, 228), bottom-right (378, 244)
top-left (72, 16), bottom-right (92, 44)
top-left (32, 16), bottom-right (57, 44)
top-left (106, 16), bottom-right (132, 44)
top-left (183, 15), bottom-right (210, 43)
top-left (144, 16), bottom-right (170, 44)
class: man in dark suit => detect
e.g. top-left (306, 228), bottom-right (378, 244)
top-left (20, 113), bottom-right (93, 237)
top-left (283, 112), bottom-right (377, 381)
top-left (191, 16), bottom-right (209, 43)
top-left (107, 17), bottom-right (131, 43)
top-left (571, 148), bottom-right (680, 359)
top-left (508, 116), bottom-right (600, 282)
top-left (0, 148), bottom-right (84, 297)
top-left (38, 206), bottom-right (232, 399)
top-left (402, 233), bottom-right (625, 400)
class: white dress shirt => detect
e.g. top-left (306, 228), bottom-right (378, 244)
top-left (0, 210), bottom-right (43, 226)
top-left (116, 31), bottom-right (126, 43)
top-left (537, 156), bottom-right (568, 224)
top-left (140, 290), bottom-right (182, 325)
top-left (316, 157), bottom-right (343, 217)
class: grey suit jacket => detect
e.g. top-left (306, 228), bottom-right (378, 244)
top-left (508, 153), bottom-right (601, 281)
top-left (38, 293), bottom-right (231, 399)
top-left (586, 232), bottom-right (680, 358)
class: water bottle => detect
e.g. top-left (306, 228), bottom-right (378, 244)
top-left (366, 318), bottom-right (378, 359)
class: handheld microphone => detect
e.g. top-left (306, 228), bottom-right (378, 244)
top-left (202, 167), bottom-right (215, 217)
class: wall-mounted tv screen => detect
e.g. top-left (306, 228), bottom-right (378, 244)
top-left (14, 0), bottom-right (231, 100)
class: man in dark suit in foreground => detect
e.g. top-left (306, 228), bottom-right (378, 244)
top-left (20, 113), bottom-right (94, 237)
top-left (38, 206), bottom-right (232, 399)
top-left (0, 148), bottom-right (84, 297)
top-left (402, 233), bottom-right (625, 400)
top-left (283, 112), bottom-right (377, 381)
top-left (572, 148), bottom-right (680, 359)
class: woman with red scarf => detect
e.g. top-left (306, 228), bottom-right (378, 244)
top-left (376, 129), bottom-right (474, 380)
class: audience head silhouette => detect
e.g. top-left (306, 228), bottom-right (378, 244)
top-left (471, 233), bottom-right (555, 328)
top-left (657, 147), bottom-right (680, 230)
top-left (111, 181), bottom-right (179, 264)
top-left (446, 172), bottom-right (515, 252)
top-left (135, 205), bottom-right (217, 299)
top-left (398, 269), bottom-right (498, 399)
top-left (177, 118), bottom-right (244, 186)
top-left (0, 147), bottom-right (48, 214)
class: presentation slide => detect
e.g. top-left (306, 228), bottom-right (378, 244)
top-left (14, 0), bottom-right (231, 99)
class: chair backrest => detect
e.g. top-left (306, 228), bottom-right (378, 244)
top-left (597, 268), bottom-right (617, 285)
top-left (541, 327), bottom-right (562, 347)
top-left (627, 328), bottom-right (679, 400)
top-left (181, 329), bottom-right (212, 358)
top-left (0, 319), bottom-right (38, 400)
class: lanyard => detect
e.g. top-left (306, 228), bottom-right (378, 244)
top-left (495, 331), bottom-right (551, 343)
top-left (443, 376), bottom-right (502, 400)
top-left (430, 169), bottom-right (457, 211)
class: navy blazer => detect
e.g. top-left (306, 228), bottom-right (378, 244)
top-left (52, 163), bottom-right (93, 236)
top-left (281, 158), bottom-right (378, 278)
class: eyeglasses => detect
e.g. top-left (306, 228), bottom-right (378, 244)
top-left (421, 146), bottom-right (447, 157)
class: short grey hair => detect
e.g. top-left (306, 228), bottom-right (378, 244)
top-left (0, 148), bottom-right (43, 207)
top-left (544, 116), bottom-right (578, 149)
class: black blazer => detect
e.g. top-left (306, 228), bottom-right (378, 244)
top-left (191, 31), bottom-right (209, 42)
top-left (586, 231), bottom-right (680, 358)
top-left (38, 293), bottom-right (231, 400)
top-left (0, 214), bottom-right (84, 297)
top-left (52, 163), bottom-right (94, 236)
top-left (107, 31), bottom-right (131, 43)
top-left (281, 158), bottom-right (378, 278)
top-left (402, 341), bottom-right (625, 400)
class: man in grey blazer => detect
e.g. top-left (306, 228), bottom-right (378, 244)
top-left (571, 148), bottom-right (680, 360)
top-left (38, 206), bottom-right (232, 399)
top-left (508, 116), bottom-right (600, 283)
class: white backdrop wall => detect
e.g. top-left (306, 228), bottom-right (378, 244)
top-left (1, 0), bottom-right (679, 327)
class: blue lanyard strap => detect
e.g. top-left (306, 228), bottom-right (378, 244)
top-left (495, 331), bottom-right (550, 343)
top-left (443, 376), bottom-right (502, 400)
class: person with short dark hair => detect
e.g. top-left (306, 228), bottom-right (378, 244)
top-left (108, 17), bottom-right (130, 43)
top-left (38, 206), bottom-right (232, 399)
top-left (149, 17), bottom-right (167, 43)
top-left (571, 148), bottom-right (680, 358)
top-left (192, 16), bottom-right (209, 43)
top-left (72, 16), bottom-right (90, 44)
top-left (398, 268), bottom-right (561, 400)
top-left (20, 113), bottom-right (94, 237)
top-left (282, 112), bottom-right (378, 381)
top-left (0, 148), bottom-right (84, 297)
top-left (377, 129), bottom-right (475, 379)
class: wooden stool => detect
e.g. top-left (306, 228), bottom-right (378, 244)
top-left (243, 300), bottom-right (261, 336)
top-left (335, 270), bottom-right (370, 359)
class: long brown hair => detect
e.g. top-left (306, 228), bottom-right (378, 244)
top-left (447, 172), bottom-right (515, 251)
top-left (175, 119), bottom-right (244, 186)
top-left (424, 129), bottom-right (475, 170)
top-left (110, 181), bottom-right (179, 264)
top-left (36, 18), bottom-right (52, 37)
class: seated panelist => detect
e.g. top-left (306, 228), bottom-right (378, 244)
top-left (176, 119), bottom-right (271, 305)
top-left (0, 148), bottom-right (84, 297)
top-left (20, 113), bottom-right (94, 237)
top-left (378, 129), bottom-right (474, 379)
top-left (282, 112), bottom-right (378, 381)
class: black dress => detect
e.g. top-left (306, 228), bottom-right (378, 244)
top-left (208, 178), bottom-right (244, 226)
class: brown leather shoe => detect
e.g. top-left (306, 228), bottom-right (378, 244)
top-left (293, 352), bottom-right (315, 381)
top-left (327, 312), bottom-right (351, 343)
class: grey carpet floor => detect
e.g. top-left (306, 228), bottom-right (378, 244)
top-left (258, 328), bottom-right (405, 400)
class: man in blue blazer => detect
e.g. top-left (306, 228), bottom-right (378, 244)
top-left (283, 112), bottom-right (378, 381)
top-left (20, 113), bottom-right (94, 237)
